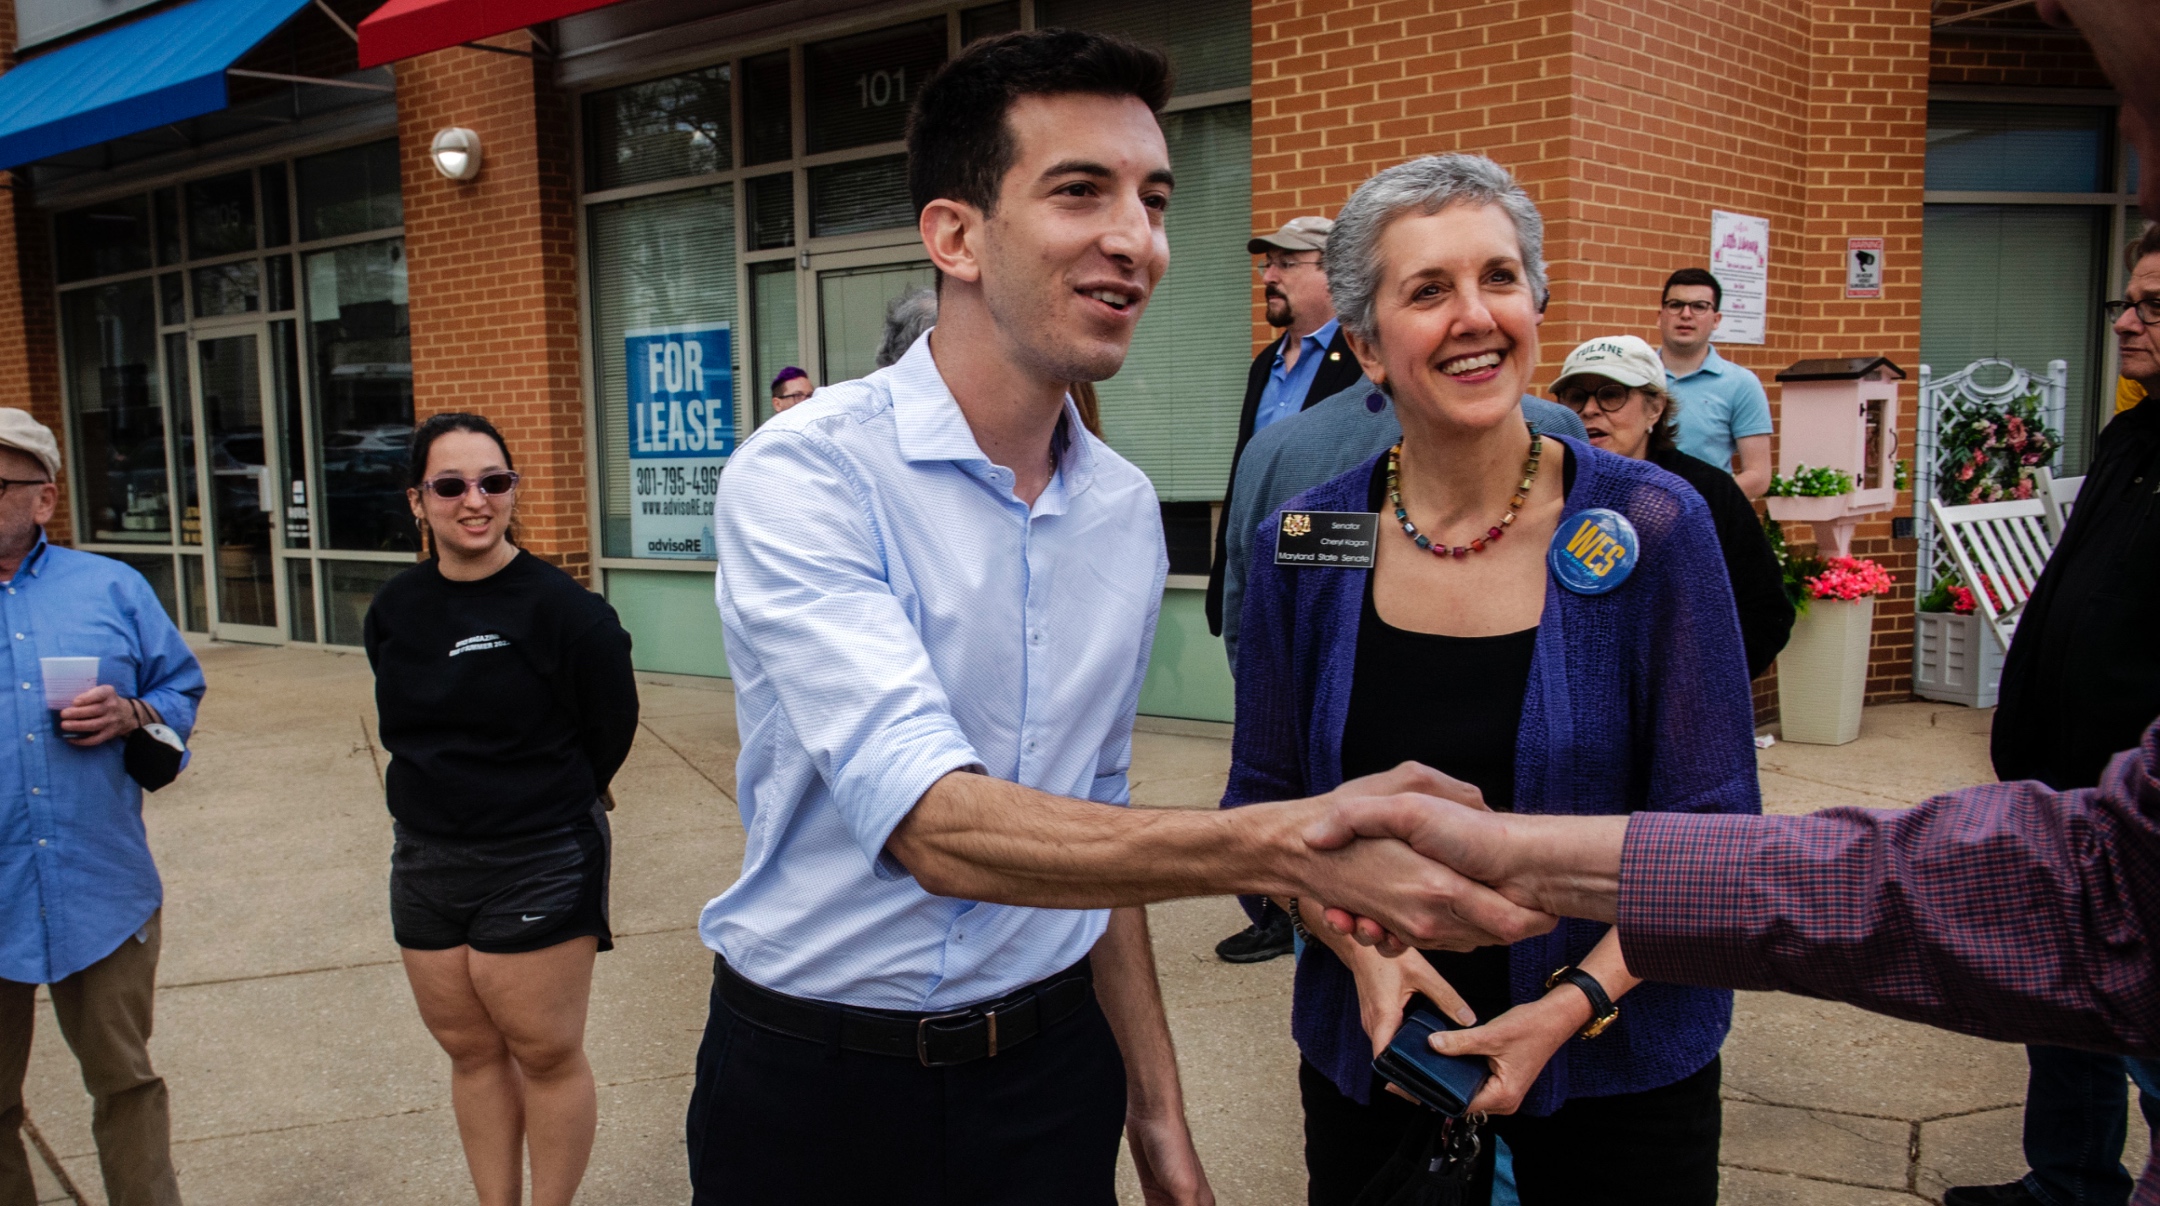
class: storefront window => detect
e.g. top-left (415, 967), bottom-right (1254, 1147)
top-left (1037, 0), bottom-right (1251, 94)
top-left (803, 19), bottom-right (947, 154)
top-left (961, 2), bottom-right (1020, 43)
top-left (807, 155), bottom-right (911, 237)
top-left (741, 51), bottom-right (793, 166)
top-left (110, 552), bottom-right (178, 624)
top-left (304, 238), bottom-right (414, 552)
top-left (185, 171), bottom-right (257, 258)
top-left (1926, 103), bottom-right (2112, 194)
top-left (588, 186), bottom-right (739, 558)
top-left (260, 164), bottom-right (291, 247)
top-left (297, 140), bottom-right (403, 241)
top-left (53, 196), bottom-right (152, 284)
top-left (61, 280), bottom-right (168, 542)
top-left (192, 260), bottom-right (261, 317)
top-left (746, 174), bottom-right (793, 249)
top-left (585, 64), bottom-right (732, 191)
top-left (152, 189), bottom-right (181, 266)
top-left (322, 559), bottom-right (402, 646)
top-left (749, 262), bottom-right (797, 426)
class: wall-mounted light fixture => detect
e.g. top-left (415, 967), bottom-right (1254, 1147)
top-left (430, 127), bottom-right (481, 181)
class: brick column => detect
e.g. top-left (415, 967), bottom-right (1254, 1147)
top-left (396, 36), bottom-right (589, 581)
top-left (0, 0), bottom-right (69, 544)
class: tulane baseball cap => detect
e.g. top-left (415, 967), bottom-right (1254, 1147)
top-left (1248, 215), bottom-right (1333, 255)
top-left (1553, 335), bottom-right (1665, 392)
top-left (0, 409), bottom-right (60, 480)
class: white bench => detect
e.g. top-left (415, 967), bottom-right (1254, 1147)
top-left (2035, 467), bottom-right (2085, 541)
top-left (1926, 496), bottom-right (2055, 651)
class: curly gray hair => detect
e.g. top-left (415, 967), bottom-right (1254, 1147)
top-left (874, 286), bottom-right (940, 369)
top-left (1322, 154), bottom-right (1549, 344)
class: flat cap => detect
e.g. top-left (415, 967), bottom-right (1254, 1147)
top-left (1248, 215), bottom-right (1333, 254)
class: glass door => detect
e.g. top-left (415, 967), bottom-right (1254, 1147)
top-left (191, 328), bottom-right (285, 642)
top-left (807, 250), bottom-right (934, 388)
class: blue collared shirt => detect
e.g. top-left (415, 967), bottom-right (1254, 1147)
top-left (1253, 318), bottom-right (1341, 434)
top-left (704, 333), bottom-right (1168, 1010)
top-left (1663, 344), bottom-right (1774, 471)
top-left (0, 536), bottom-right (204, 985)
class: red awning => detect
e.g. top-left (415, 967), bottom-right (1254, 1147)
top-left (356, 0), bottom-right (611, 67)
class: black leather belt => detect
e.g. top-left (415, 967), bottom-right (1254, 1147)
top-left (716, 956), bottom-right (1094, 1068)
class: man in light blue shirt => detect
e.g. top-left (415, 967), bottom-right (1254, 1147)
top-left (693, 32), bottom-right (1544, 1206)
top-left (0, 410), bottom-right (204, 1206)
top-left (1657, 267), bottom-right (1774, 497)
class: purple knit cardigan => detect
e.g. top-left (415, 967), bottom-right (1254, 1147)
top-left (1222, 437), bottom-right (1762, 1115)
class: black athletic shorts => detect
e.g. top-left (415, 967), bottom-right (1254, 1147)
top-left (389, 800), bottom-right (613, 955)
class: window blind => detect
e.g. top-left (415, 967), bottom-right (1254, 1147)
top-left (1091, 102), bottom-right (1251, 502)
top-left (1036, 0), bottom-right (1250, 95)
top-left (1920, 203), bottom-right (2107, 471)
top-left (588, 186), bottom-right (739, 558)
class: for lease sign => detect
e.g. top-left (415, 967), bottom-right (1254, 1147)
top-left (626, 324), bottom-right (733, 560)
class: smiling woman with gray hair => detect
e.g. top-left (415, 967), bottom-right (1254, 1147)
top-left (1220, 154), bottom-right (1759, 1203)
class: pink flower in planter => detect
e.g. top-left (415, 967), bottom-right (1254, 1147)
top-left (1948, 585), bottom-right (1977, 615)
top-left (1804, 556), bottom-right (1894, 602)
top-left (2014, 479), bottom-right (2034, 499)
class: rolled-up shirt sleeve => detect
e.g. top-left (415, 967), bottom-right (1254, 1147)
top-left (126, 571), bottom-right (203, 739)
top-left (1618, 727), bottom-right (2160, 1057)
top-left (714, 431), bottom-right (984, 870)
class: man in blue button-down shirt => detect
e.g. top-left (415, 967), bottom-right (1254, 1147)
top-left (0, 410), bottom-right (204, 1206)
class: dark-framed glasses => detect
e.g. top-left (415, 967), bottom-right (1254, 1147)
top-left (1254, 255), bottom-right (1322, 276)
top-left (1555, 382), bottom-right (1641, 413)
top-left (0, 478), bottom-right (49, 499)
top-left (1661, 299), bottom-right (1715, 316)
top-left (2103, 297), bottom-right (2160, 325)
top-left (422, 471), bottom-right (520, 500)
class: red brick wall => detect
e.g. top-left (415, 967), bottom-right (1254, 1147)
top-left (397, 36), bottom-right (590, 582)
top-left (1250, 0), bottom-right (1931, 714)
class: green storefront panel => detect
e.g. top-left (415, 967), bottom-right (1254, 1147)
top-left (1136, 587), bottom-right (1234, 723)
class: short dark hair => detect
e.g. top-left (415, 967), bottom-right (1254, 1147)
top-left (1662, 267), bottom-right (1722, 312)
top-left (905, 28), bottom-right (1172, 218)
top-left (2130, 220), bottom-right (2160, 272)
top-left (407, 412), bottom-right (513, 489)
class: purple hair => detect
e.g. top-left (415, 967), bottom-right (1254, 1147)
top-left (770, 367), bottom-right (809, 395)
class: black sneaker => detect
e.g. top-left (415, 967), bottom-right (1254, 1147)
top-left (1943, 1183), bottom-right (2045, 1206)
top-left (1215, 910), bottom-right (1296, 964)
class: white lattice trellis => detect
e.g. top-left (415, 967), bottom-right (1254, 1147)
top-left (1914, 357), bottom-right (2068, 595)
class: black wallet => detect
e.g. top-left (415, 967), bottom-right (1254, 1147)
top-left (1372, 1005), bottom-right (1489, 1117)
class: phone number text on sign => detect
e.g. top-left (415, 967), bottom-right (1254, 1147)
top-left (626, 324), bottom-right (732, 560)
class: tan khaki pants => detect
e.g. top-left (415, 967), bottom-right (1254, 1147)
top-left (0, 910), bottom-right (180, 1206)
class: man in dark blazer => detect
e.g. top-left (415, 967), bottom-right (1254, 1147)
top-left (1204, 216), bottom-right (1366, 640)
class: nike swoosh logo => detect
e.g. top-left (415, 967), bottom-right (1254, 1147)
top-left (521, 914), bottom-right (546, 922)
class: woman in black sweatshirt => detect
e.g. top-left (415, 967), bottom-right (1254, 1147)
top-left (365, 412), bottom-right (636, 1206)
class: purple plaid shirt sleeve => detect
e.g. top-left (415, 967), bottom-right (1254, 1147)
top-left (1616, 720), bottom-right (2160, 1203)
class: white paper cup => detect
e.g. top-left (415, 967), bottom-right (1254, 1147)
top-left (41, 656), bottom-right (99, 711)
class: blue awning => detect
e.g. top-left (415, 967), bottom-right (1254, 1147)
top-left (0, 0), bottom-right (316, 169)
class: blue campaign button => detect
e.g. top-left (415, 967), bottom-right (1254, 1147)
top-left (1548, 508), bottom-right (1640, 595)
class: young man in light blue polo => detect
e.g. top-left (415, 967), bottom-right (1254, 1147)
top-left (1656, 266), bottom-right (1773, 497)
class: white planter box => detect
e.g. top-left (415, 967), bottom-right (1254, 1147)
top-left (1778, 596), bottom-right (1875, 745)
top-left (1911, 610), bottom-right (2003, 708)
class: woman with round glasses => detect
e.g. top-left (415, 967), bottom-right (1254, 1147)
top-left (364, 412), bottom-right (637, 1206)
top-left (1223, 156), bottom-right (1760, 1204)
top-left (1551, 335), bottom-right (1793, 679)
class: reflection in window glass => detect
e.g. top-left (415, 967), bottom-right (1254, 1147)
top-left (153, 188), bottom-right (182, 266)
top-left (165, 332), bottom-right (199, 548)
top-left (261, 164), bottom-right (291, 247)
top-left (180, 554), bottom-right (206, 632)
top-left (1038, 0), bottom-right (1250, 94)
top-left (750, 262), bottom-right (797, 427)
top-left (804, 20), bottom-right (946, 154)
top-left (1925, 103), bottom-right (2110, 193)
top-left (746, 173), bottom-right (794, 249)
top-left (962, 2), bottom-right (1020, 43)
top-left (158, 273), bottom-right (183, 327)
top-left (323, 559), bottom-right (404, 646)
top-left (585, 65), bottom-right (732, 191)
top-left (287, 558), bottom-right (316, 641)
top-left (588, 187), bottom-right (738, 558)
top-left (304, 238), bottom-right (414, 552)
top-left (808, 155), bottom-right (913, 237)
top-left (185, 171), bottom-right (257, 258)
top-left (742, 51), bottom-right (793, 166)
top-left (266, 256), bottom-right (294, 312)
top-left (54, 196), bottom-right (152, 284)
top-left (111, 552), bottom-right (179, 624)
top-left (271, 321), bottom-right (307, 550)
top-left (62, 280), bottom-right (168, 543)
top-left (298, 140), bottom-right (404, 240)
top-left (192, 261), bottom-right (261, 317)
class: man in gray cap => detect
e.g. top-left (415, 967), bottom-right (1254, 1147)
top-left (1205, 216), bottom-right (1363, 965)
top-left (0, 408), bottom-right (204, 1206)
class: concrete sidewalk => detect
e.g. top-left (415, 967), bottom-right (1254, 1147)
top-left (18, 645), bottom-right (2134, 1204)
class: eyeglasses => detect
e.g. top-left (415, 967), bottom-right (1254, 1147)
top-left (421, 471), bottom-right (520, 500)
top-left (0, 478), bottom-right (49, 499)
top-left (1555, 383), bottom-right (1643, 413)
top-left (1661, 299), bottom-right (1716, 316)
top-left (2103, 297), bottom-right (2160, 326)
top-left (1255, 256), bottom-right (1322, 276)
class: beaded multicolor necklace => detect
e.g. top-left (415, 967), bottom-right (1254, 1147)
top-left (1387, 432), bottom-right (1543, 559)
